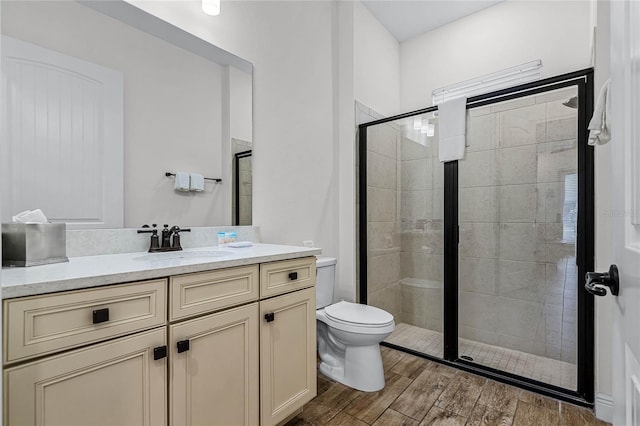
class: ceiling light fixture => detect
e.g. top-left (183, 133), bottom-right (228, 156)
top-left (202, 0), bottom-right (220, 16)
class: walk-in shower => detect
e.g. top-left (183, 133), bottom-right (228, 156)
top-left (358, 69), bottom-right (594, 406)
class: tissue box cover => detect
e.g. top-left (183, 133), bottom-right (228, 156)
top-left (2, 223), bottom-right (69, 267)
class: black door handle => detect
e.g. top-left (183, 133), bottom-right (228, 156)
top-left (585, 264), bottom-right (619, 296)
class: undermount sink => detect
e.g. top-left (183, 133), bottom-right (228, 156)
top-left (133, 250), bottom-right (233, 261)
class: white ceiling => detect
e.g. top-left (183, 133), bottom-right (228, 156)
top-left (361, 0), bottom-right (505, 42)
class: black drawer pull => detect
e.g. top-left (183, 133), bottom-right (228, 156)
top-left (153, 346), bottom-right (167, 360)
top-left (177, 340), bottom-right (190, 353)
top-left (265, 312), bottom-right (275, 323)
top-left (92, 308), bottom-right (109, 324)
top-left (288, 272), bottom-right (298, 281)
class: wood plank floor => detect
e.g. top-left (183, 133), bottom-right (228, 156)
top-left (286, 347), bottom-right (609, 426)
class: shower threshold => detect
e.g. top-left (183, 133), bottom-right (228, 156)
top-left (386, 323), bottom-right (576, 390)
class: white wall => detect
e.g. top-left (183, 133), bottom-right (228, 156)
top-left (400, 0), bottom-right (593, 111)
top-left (353, 1), bottom-right (400, 117)
top-left (2, 1), bottom-right (226, 228)
top-left (128, 1), bottom-right (339, 259)
top-left (229, 66), bottom-right (253, 144)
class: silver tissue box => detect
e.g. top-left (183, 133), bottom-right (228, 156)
top-left (2, 223), bottom-right (69, 267)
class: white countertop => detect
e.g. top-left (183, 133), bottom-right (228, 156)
top-left (1, 244), bottom-right (322, 299)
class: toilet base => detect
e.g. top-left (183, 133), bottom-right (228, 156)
top-left (319, 343), bottom-right (386, 392)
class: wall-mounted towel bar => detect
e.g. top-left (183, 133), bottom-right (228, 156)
top-left (165, 172), bottom-right (222, 183)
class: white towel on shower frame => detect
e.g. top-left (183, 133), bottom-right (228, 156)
top-left (588, 79), bottom-right (611, 146)
top-left (438, 96), bottom-right (468, 162)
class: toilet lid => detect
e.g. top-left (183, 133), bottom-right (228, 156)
top-left (324, 301), bottom-right (394, 326)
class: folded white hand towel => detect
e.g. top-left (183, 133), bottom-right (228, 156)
top-left (438, 96), bottom-right (468, 162)
top-left (173, 172), bottom-right (190, 191)
top-left (588, 79), bottom-right (611, 146)
top-left (190, 173), bottom-right (205, 192)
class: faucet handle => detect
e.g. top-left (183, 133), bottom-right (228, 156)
top-left (170, 226), bottom-right (190, 249)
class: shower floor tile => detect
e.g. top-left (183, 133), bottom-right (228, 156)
top-left (386, 322), bottom-right (577, 390)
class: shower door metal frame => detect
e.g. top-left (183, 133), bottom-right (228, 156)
top-left (234, 149), bottom-right (252, 226)
top-left (358, 68), bottom-right (595, 406)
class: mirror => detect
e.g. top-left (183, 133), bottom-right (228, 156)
top-left (0, 0), bottom-right (253, 229)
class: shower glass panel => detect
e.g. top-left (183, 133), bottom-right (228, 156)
top-left (364, 115), bottom-right (444, 359)
top-left (457, 86), bottom-right (579, 390)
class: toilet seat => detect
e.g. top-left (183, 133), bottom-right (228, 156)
top-left (319, 301), bottom-right (395, 334)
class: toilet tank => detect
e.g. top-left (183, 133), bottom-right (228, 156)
top-left (316, 256), bottom-right (337, 309)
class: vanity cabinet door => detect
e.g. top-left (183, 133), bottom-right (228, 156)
top-left (260, 287), bottom-right (317, 426)
top-left (4, 327), bottom-right (167, 426)
top-left (169, 302), bottom-right (259, 426)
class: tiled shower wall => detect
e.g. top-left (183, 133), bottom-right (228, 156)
top-left (399, 133), bottom-right (444, 333)
top-left (362, 105), bottom-right (402, 322)
top-left (458, 88), bottom-right (579, 364)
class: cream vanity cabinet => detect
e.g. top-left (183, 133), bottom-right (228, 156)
top-left (3, 256), bottom-right (317, 426)
top-left (3, 279), bottom-right (168, 426)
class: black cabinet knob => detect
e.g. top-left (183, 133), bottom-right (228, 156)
top-left (177, 340), bottom-right (190, 353)
top-left (153, 346), bottom-right (167, 360)
top-left (92, 308), bottom-right (109, 324)
top-left (265, 312), bottom-right (275, 323)
top-left (288, 272), bottom-right (298, 281)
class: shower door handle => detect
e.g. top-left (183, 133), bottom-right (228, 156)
top-left (584, 265), bottom-right (619, 296)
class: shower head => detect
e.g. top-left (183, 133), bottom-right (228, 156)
top-left (562, 96), bottom-right (578, 109)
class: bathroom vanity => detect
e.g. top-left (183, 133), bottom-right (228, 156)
top-left (1, 244), bottom-right (320, 426)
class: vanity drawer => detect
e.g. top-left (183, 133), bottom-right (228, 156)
top-left (170, 265), bottom-right (259, 321)
top-left (260, 257), bottom-right (316, 298)
top-left (3, 279), bottom-right (167, 364)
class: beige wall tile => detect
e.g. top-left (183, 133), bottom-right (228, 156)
top-left (432, 157), bottom-right (445, 189)
top-left (401, 190), bottom-right (429, 221)
top-left (497, 145), bottom-right (538, 185)
top-left (459, 291), bottom-right (498, 331)
top-left (460, 186), bottom-right (498, 223)
top-left (368, 151), bottom-right (397, 190)
top-left (460, 223), bottom-right (498, 258)
top-left (368, 187), bottom-right (397, 222)
top-left (499, 103), bottom-right (545, 147)
top-left (537, 140), bottom-right (577, 183)
top-left (368, 283), bottom-right (401, 323)
top-left (402, 229), bottom-right (444, 255)
top-left (459, 325), bottom-right (501, 346)
top-left (496, 260), bottom-right (546, 302)
top-left (497, 223), bottom-right (538, 262)
top-left (546, 117), bottom-right (577, 142)
top-left (493, 297), bottom-right (542, 340)
top-left (459, 256), bottom-right (497, 295)
top-left (400, 252), bottom-right (443, 282)
top-left (367, 252), bottom-right (401, 294)
top-left (467, 113), bottom-right (499, 152)
top-left (401, 158), bottom-right (430, 190)
top-left (498, 334), bottom-right (534, 353)
top-left (368, 222), bottom-right (400, 254)
top-left (498, 185), bottom-right (537, 223)
top-left (459, 150), bottom-right (497, 188)
top-left (401, 135), bottom-right (429, 161)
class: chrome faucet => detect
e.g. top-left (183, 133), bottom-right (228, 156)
top-left (138, 224), bottom-right (191, 252)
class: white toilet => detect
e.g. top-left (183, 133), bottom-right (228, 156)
top-left (315, 256), bottom-right (395, 392)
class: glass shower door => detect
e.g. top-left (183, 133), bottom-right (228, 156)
top-left (362, 114), bottom-right (445, 359)
top-left (457, 86), bottom-right (580, 390)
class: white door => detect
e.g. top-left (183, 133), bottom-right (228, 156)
top-left (610, 1), bottom-right (640, 424)
top-left (1, 36), bottom-right (124, 228)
